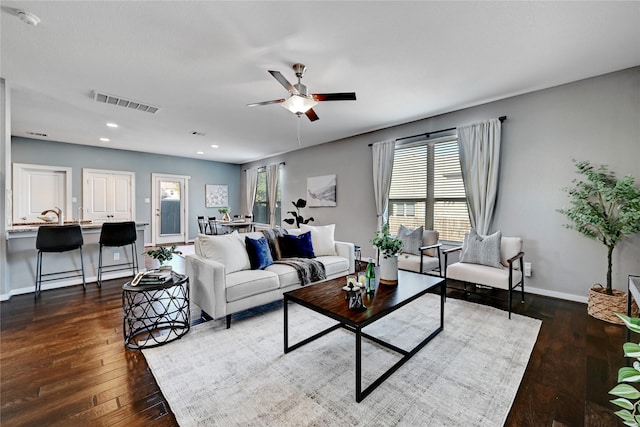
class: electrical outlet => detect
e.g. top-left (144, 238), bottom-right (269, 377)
top-left (524, 262), bottom-right (532, 277)
top-left (114, 252), bottom-right (120, 261)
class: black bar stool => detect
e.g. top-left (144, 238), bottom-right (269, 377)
top-left (97, 221), bottom-right (139, 287)
top-left (35, 224), bottom-right (86, 300)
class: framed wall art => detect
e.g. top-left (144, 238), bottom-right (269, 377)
top-left (307, 174), bottom-right (336, 207)
top-left (205, 184), bottom-right (228, 208)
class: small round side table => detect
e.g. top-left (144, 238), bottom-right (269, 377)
top-left (122, 272), bottom-right (190, 350)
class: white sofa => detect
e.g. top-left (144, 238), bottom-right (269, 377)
top-left (186, 227), bottom-right (355, 327)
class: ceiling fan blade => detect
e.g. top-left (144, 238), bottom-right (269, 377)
top-left (312, 92), bottom-right (357, 102)
top-left (247, 99), bottom-right (285, 107)
top-left (268, 70), bottom-right (298, 95)
top-left (305, 108), bottom-right (319, 122)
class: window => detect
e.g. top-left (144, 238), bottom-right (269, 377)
top-left (388, 136), bottom-right (470, 242)
top-left (252, 167), bottom-right (281, 225)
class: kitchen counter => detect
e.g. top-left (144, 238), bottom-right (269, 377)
top-left (7, 221), bottom-right (148, 238)
top-left (3, 222), bottom-right (148, 300)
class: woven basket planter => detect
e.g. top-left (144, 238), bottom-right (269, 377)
top-left (587, 284), bottom-right (638, 324)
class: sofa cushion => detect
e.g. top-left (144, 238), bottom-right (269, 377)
top-left (398, 253), bottom-right (440, 274)
top-left (279, 232), bottom-right (315, 258)
top-left (315, 255), bottom-right (349, 277)
top-left (198, 231), bottom-right (251, 273)
top-left (446, 262), bottom-right (522, 291)
top-left (300, 224), bottom-right (336, 256)
top-left (245, 236), bottom-right (274, 270)
top-left (264, 263), bottom-right (300, 288)
top-left (226, 270), bottom-right (279, 302)
top-left (397, 225), bottom-right (423, 255)
top-left (460, 230), bottom-right (503, 269)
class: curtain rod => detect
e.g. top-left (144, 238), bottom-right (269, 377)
top-left (243, 161), bottom-right (285, 172)
top-left (368, 116), bottom-right (507, 146)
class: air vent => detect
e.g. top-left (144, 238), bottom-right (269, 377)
top-left (92, 91), bottom-right (160, 114)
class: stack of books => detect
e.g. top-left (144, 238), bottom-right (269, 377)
top-left (138, 269), bottom-right (172, 285)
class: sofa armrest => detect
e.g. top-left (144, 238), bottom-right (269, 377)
top-left (335, 241), bottom-right (355, 274)
top-left (185, 253), bottom-right (227, 320)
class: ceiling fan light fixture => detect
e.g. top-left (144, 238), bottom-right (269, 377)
top-left (281, 95), bottom-right (318, 114)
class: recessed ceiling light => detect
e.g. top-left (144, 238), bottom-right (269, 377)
top-left (197, 151), bottom-right (204, 155)
top-left (99, 137), bottom-right (110, 142)
top-left (210, 144), bottom-right (219, 148)
top-left (17, 10), bottom-right (40, 26)
top-left (106, 122), bottom-right (119, 128)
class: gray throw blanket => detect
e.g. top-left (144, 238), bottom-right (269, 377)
top-left (261, 228), bottom-right (288, 261)
top-left (274, 257), bottom-right (326, 286)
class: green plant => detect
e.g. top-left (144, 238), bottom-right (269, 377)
top-left (283, 198), bottom-right (314, 228)
top-left (144, 245), bottom-right (181, 265)
top-left (370, 223), bottom-right (403, 258)
top-left (610, 313), bottom-right (640, 426)
top-left (558, 160), bottom-right (640, 295)
top-left (218, 207), bottom-right (231, 215)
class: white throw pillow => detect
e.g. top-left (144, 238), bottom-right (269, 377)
top-left (459, 230), bottom-right (503, 269)
top-left (397, 225), bottom-right (423, 256)
top-left (300, 224), bottom-right (336, 256)
top-left (198, 231), bottom-right (251, 273)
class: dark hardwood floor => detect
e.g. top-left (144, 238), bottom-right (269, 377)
top-left (0, 253), bottom-right (627, 426)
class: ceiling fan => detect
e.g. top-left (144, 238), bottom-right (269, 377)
top-left (247, 63), bottom-right (356, 122)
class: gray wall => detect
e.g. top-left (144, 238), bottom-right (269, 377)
top-left (242, 67), bottom-right (640, 302)
top-left (11, 138), bottom-right (241, 243)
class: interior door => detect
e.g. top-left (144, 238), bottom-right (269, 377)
top-left (152, 174), bottom-right (189, 245)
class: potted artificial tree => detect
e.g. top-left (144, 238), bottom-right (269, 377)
top-left (609, 313), bottom-right (640, 426)
top-left (283, 198), bottom-right (314, 228)
top-left (558, 160), bottom-right (640, 323)
top-left (371, 223), bottom-right (404, 285)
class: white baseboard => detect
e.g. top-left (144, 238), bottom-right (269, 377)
top-left (525, 285), bottom-right (587, 304)
top-left (0, 270), bottom-right (139, 301)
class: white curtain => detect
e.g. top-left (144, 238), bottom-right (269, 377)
top-left (372, 139), bottom-right (396, 231)
top-left (245, 167), bottom-right (259, 218)
top-left (266, 163), bottom-right (279, 227)
top-left (457, 118), bottom-right (502, 235)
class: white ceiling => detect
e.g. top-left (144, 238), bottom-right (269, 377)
top-left (1, 1), bottom-right (639, 164)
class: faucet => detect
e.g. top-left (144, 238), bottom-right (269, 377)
top-left (41, 207), bottom-right (63, 225)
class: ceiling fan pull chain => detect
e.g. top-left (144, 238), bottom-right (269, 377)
top-left (297, 116), bottom-right (302, 147)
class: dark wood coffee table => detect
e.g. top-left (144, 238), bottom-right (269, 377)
top-left (284, 270), bottom-right (444, 402)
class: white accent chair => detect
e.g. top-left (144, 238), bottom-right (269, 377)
top-left (444, 233), bottom-right (524, 318)
top-left (397, 229), bottom-right (442, 276)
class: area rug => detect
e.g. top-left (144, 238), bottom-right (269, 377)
top-left (143, 295), bottom-right (541, 426)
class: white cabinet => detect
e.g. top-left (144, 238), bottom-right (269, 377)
top-left (83, 169), bottom-right (135, 222)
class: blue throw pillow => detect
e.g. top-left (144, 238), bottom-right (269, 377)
top-left (245, 236), bottom-right (274, 270)
top-left (278, 232), bottom-right (315, 258)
